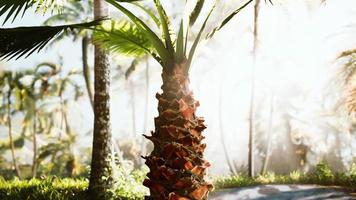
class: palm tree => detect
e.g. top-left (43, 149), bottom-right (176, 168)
top-left (0, 1), bottom-right (112, 197)
top-left (94, 0), bottom-right (253, 199)
top-left (248, 0), bottom-right (260, 178)
top-left (0, 0), bottom-right (254, 198)
top-left (0, 73), bottom-right (23, 179)
top-left (88, 0), bottom-right (113, 198)
top-left (43, 0), bottom-right (95, 110)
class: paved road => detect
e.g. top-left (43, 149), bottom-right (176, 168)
top-left (210, 185), bottom-right (356, 200)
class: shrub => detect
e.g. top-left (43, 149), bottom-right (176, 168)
top-left (314, 162), bottom-right (334, 183)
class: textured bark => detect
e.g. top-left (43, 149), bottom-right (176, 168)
top-left (88, 0), bottom-right (113, 198)
top-left (143, 63), bottom-right (213, 200)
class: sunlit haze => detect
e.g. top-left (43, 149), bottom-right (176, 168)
top-left (1, 0), bottom-right (355, 176)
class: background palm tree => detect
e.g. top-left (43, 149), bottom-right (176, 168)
top-left (0, 62), bottom-right (83, 178)
top-left (0, 72), bottom-right (24, 179)
top-left (43, 0), bottom-right (95, 110)
top-left (88, 0), bottom-right (113, 198)
top-left (0, 1), bottom-right (112, 197)
top-left (337, 49), bottom-right (356, 114)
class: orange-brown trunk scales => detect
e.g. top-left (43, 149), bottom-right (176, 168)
top-left (143, 63), bottom-right (213, 200)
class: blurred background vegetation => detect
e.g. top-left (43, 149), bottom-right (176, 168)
top-left (0, 0), bottom-right (355, 195)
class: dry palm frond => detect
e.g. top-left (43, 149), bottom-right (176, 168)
top-left (337, 49), bottom-right (356, 114)
top-left (346, 87), bottom-right (356, 114)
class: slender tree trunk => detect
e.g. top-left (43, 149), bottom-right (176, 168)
top-left (32, 111), bottom-right (37, 178)
top-left (248, 0), bottom-right (260, 178)
top-left (139, 61), bottom-right (150, 167)
top-left (89, 0), bottom-right (113, 198)
top-left (142, 61), bottom-right (149, 147)
top-left (261, 94), bottom-right (274, 174)
top-left (143, 63), bottom-right (212, 200)
top-left (143, 61), bottom-right (149, 138)
top-left (129, 79), bottom-right (137, 137)
top-left (218, 77), bottom-right (237, 175)
top-left (6, 92), bottom-right (22, 179)
top-left (82, 35), bottom-right (94, 111)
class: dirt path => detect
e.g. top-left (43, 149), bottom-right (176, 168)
top-left (210, 184), bottom-right (356, 200)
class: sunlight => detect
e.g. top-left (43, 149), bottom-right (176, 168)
top-left (0, 0), bottom-right (355, 199)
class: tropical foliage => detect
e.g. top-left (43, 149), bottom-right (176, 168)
top-left (0, 64), bottom-right (83, 179)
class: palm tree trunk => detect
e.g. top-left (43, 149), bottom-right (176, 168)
top-left (32, 111), bottom-right (38, 178)
top-left (89, 0), bottom-right (113, 198)
top-left (261, 94), bottom-right (274, 174)
top-left (143, 63), bottom-right (212, 200)
top-left (248, 0), bottom-right (260, 178)
top-left (6, 92), bottom-right (22, 179)
top-left (82, 35), bottom-right (94, 111)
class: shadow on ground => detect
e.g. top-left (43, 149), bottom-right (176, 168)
top-left (210, 184), bottom-right (356, 200)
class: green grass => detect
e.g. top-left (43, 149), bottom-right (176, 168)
top-left (0, 178), bottom-right (88, 200)
top-left (0, 163), bottom-right (355, 199)
top-left (213, 163), bottom-right (356, 191)
top-left (0, 177), bottom-right (147, 200)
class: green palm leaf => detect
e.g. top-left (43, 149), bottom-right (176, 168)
top-left (105, 0), bottom-right (172, 67)
top-left (0, 20), bottom-right (100, 60)
top-left (0, 0), bottom-right (33, 24)
top-left (94, 20), bottom-right (159, 60)
top-left (207, 0), bottom-right (253, 39)
top-left (153, 0), bottom-right (175, 58)
top-left (189, 0), bottom-right (205, 26)
top-left (186, 2), bottom-right (216, 71)
top-left (0, 0), bottom-right (66, 24)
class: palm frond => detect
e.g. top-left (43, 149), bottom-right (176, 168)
top-left (336, 50), bottom-right (356, 115)
top-left (338, 49), bottom-right (356, 59)
top-left (0, 20), bottom-right (100, 61)
top-left (0, 0), bottom-right (32, 24)
top-left (206, 0), bottom-right (253, 39)
top-left (94, 20), bottom-right (158, 59)
top-left (175, 20), bottom-right (185, 63)
top-left (337, 49), bottom-right (356, 85)
top-left (186, 2), bottom-right (216, 71)
top-left (189, 0), bottom-right (205, 26)
top-left (105, 0), bottom-right (172, 67)
top-left (132, 2), bottom-right (161, 28)
top-left (42, 0), bottom-right (93, 46)
top-left (0, 0), bottom-right (66, 24)
top-left (153, 0), bottom-right (175, 59)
